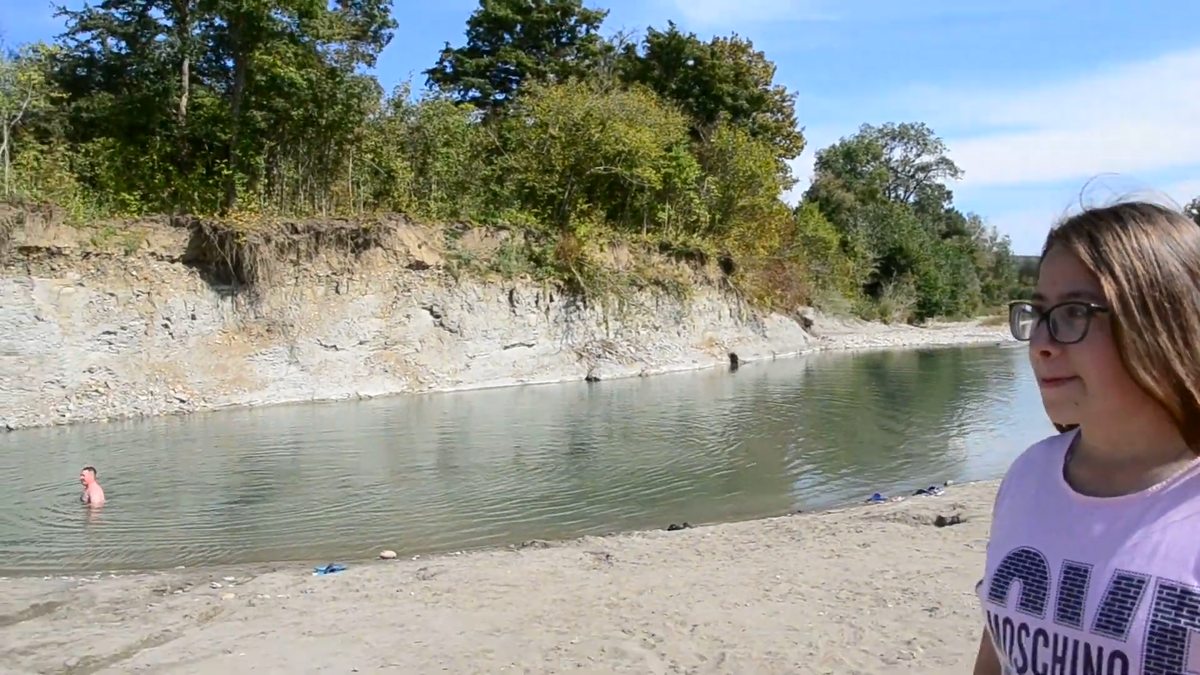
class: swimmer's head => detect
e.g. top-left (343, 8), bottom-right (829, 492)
top-left (80, 466), bottom-right (97, 486)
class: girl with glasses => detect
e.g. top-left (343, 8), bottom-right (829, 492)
top-left (973, 201), bottom-right (1200, 675)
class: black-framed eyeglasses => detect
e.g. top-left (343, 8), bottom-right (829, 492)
top-left (1008, 300), bottom-right (1109, 345)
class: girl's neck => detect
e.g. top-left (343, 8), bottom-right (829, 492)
top-left (1067, 426), bottom-right (1197, 498)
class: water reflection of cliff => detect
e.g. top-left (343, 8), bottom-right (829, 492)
top-left (0, 344), bottom-right (1037, 573)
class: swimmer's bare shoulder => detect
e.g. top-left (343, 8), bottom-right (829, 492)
top-left (83, 483), bottom-right (105, 506)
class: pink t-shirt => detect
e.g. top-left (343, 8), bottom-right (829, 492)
top-left (979, 429), bottom-right (1200, 675)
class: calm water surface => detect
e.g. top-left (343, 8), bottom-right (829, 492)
top-left (0, 343), bottom-right (1052, 574)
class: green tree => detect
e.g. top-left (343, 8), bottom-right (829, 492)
top-left (358, 84), bottom-right (487, 220)
top-left (806, 122), bottom-right (961, 212)
top-left (51, 0), bottom-right (215, 209)
top-left (0, 43), bottom-right (62, 198)
top-left (48, 0), bottom-right (396, 213)
top-left (489, 79), bottom-right (696, 235)
top-left (618, 23), bottom-right (804, 162)
top-left (425, 0), bottom-right (609, 113)
top-left (1186, 197), bottom-right (1200, 226)
top-left (693, 122), bottom-right (788, 238)
top-left (803, 122), bottom-right (1014, 321)
top-left (963, 213), bottom-right (1020, 306)
top-left (203, 0), bottom-right (396, 211)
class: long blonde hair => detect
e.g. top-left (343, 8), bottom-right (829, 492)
top-left (1040, 201), bottom-right (1200, 449)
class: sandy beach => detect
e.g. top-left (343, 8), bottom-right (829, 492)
top-left (0, 480), bottom-right (996, 675)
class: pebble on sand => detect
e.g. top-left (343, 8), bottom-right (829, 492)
top-left (379, 550), bottom-right (397, 560)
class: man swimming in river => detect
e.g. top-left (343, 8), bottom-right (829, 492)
top-left (80, 466), bottom-right (105, 506)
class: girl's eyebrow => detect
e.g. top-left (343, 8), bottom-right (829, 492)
top-left (1031, 289), bottom-right (1104, 304)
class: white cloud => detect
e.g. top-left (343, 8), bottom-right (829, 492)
top-left (974, 176), bottom-right (1200, 255)
top-left (926, 48), bottom-right (1200, 188)
top-left (785, 48), bottom-right (1200, 197)
top-left (781, 47), bottom-right (1200, 248)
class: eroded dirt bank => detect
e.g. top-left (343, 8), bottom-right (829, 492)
top-left (0, 212), bottom-right (1009, 430)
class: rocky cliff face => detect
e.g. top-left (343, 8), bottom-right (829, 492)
top-left (0, 214), bottom-right (814, 430)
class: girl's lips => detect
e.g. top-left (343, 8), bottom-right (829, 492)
top-left (1039, 376), bottom-right (1079, 388)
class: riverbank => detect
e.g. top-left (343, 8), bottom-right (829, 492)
top-left (1, 214), bottom-right (1011, 431)
top-left (0, 479), bottom-right (997, 674)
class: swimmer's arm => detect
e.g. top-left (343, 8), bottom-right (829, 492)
top-left (972, 628), bottom-right (1000, 675)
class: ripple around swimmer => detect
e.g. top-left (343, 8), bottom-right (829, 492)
top-left (0, 344), bottom-right (1044, 574)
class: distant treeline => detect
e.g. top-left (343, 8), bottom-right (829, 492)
top-left (1014, 256), bottom-right (1039, 298)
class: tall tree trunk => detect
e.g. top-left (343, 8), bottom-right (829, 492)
top-left (222, 31), bottom-right (249, 214)
top-left (174, 0), bottom-right (191, 126)
top-left (1, 124), bottom-right (9, 199)
top-left (173, 0), bottom-right (192, 212)
top-left (177, 54), bottom-right (190, 124)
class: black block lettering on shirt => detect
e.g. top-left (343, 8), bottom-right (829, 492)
top-left (1054, 560), bottom-right (1092, 631)
top-left (988, 546), bottom-right (1052, 619)
top-left (987, 614), bottom-right (1130, 675)
top-left (1105, 648), bottom-right (1130, 675)
top-left (1143, 579), bottom-right (1200, 675)
top-left (985, 546), bottom-right (1200, 674)
top-left (1091, 570), bottom-right (1150, 642)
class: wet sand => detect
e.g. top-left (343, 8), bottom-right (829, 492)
top-left (0, 481), bottom-right (996, 675)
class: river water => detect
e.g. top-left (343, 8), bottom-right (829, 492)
top-left (0, 343), bottom-right (1052, 575)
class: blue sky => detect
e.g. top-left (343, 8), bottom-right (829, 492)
top-left (4, 0), bottom-right (1200, 254)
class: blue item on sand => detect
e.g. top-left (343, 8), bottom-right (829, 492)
top-left (313, 563), bottom-right (346, 575)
